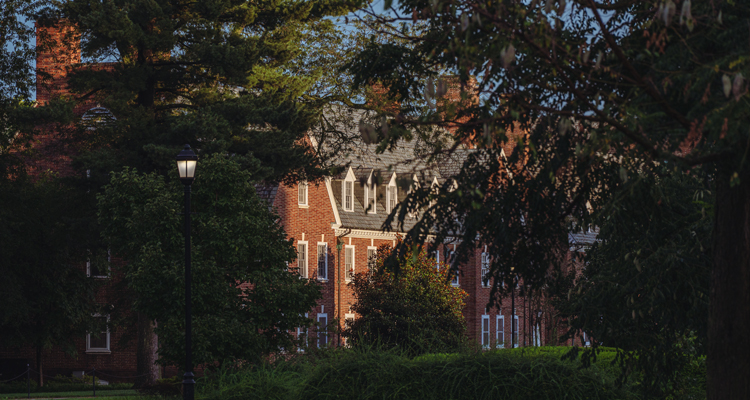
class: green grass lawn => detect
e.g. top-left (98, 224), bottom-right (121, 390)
top-left (0, 389), bottom-right (140, 399)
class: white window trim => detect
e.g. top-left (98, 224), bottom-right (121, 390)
top-left (297, 241), bottom-right (308, 278)
top-left (481, 314), bottom-right (490, 349)
top-left (298, 181), bottom-right (308, 207)
top-left (513, 313), bottom-right (519, 348)
top-left (297, 313), bottom-right (308, 351)
top-left (344, 245), bottom-right (355, 282)
top-left (480, 251), bottom-right (490, 288)
top-left (343, 168), bottom-right (355, 212)
top-left (317, 313), bottom-right (328, 348)
top-left (365, 176), bottom-right (376, 214)
top-left (433, 250), bottom-right (440, 270)
top-left (86, 315), bottom-right (110, 354)
top-left (386, 174), bottom-right (398, 214)
top-left (367, 246), bottom-right (378, 273)
top-left (496, 315), bottom-right (505, 349)
top-left (316, 242), bottom-right (328, 281)
top-left (449, 250), bottom-right (459, 286)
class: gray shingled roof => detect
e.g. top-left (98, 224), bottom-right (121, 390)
top-left (315, 109), bottom-right (472, 232)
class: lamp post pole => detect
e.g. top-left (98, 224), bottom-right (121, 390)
top-left (176, 145), bottom-right (198, 400)
top-left (183, 181), bottom-right (194, 400)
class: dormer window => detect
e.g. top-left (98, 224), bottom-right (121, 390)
top-left (365, 175), bottom-right (376, 214)
top-left (298, 181), bottom-right (308, 206)
top-left (343, 168), bottom-right (355, 212)
top-left (387, 174), bottom-right (397, 213)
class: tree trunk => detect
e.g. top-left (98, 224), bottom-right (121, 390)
top-left (708, 172), bottom-right (750, 399)
top-left (35, 345), bottom-right (43, 387)
top-left (134, 313), bottom-right (159, 388)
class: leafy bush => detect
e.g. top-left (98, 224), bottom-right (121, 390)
top-left (343, 244), bottom-right (468, 355)
top-left (199, 347), bottom-right (642, 400)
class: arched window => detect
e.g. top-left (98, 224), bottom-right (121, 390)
top-left (82, 107), bottom-right (116, 129)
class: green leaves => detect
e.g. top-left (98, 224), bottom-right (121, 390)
top-left (98, 155), bottom-right (321, 367)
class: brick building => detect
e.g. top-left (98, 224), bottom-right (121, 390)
top-left (1, 20), bottom-right (593, 381)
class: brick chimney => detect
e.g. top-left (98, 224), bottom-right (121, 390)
top-left (35, 19), bottom-right (80, 105)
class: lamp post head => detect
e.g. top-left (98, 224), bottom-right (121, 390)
top-left (176, 144), bottom-right (198, 185)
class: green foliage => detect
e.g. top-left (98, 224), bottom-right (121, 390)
top-left (198, 347), bottom-right (643, 400)
top-left (97, 154), bottom-right (321, 368)
top-left (553, 168), bottom-right (711, 397)
top-left (343, 244), bottom-right (468, 355)
top-left (55, 0), bottom-right (365, 186)
top-left (0, 174), bottom-right (100, 359)
top-left (344, 0), bottom-right (747, 395)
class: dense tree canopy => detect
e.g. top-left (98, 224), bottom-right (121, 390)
top-left (0, 175), bottom-right (101, 385)
top-left (344, 1), bottom-right (748, 397)
top-left (552, 166), bottom-right (712, 396)
top-left (98, 155), bottom-right (321, 367)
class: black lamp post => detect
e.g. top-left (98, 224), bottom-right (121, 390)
top-left (176, 144), bottom-right (198, 400)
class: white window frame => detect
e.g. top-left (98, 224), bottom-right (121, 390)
top-left (496, 315), bottom-right (505, 348)
top-left (386, 175), bottom-right (397, 214)
top-left (297, 313), bottom-right (308, 351)
top-left (316, 242), bottom-right (328, 281)
top-left (345, 245), bottom-right (355, 282)
top-left (365, 177), bottom-right (376, 214)
top-left (367, 246), bottom-right (378, 273)
top-left (298, 181), bottom-right (308, 206)
top-left (433, 250), bottom-right (440, 270)
top-left (297, 241), bottom-right (308, 278)
top-left (481, 314), bottom-right (490, 349)
top-left (317, 313), bottom-right (328, 348)
top-left (513, 313), bottom-right (519, 348)
top-left (343, 169), bottom-right (355, 212)
top-left (449, 250), bottom-right (459, 286)
top-left (481, 252), bottom-right (490, 288)
top-left (86, 249), bottom-right (110, 279)
top-left (86, 315), bottom-right (110, 353)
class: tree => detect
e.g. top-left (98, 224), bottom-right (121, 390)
top-left (28, 0), bottom-right (366, 382)
top-left (0, 174), bottom-right (101, 386)
top-left (552, 166), bottom-right (712, 396)
top-left (97, 154), bottom-right (321, 368)
top-left (344, 1), bottom-right (747, 397)
top-left (343, 244), bottom-right (468, 355)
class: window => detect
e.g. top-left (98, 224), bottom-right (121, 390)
top-left (86, 315), bottom-right (110, 353)
top-left (449, 250), bottom-right (459, 286)
top-left (513, 313), bottom-right (519, 348)
top-left (345, 246), bottom-right (355, 282)
top-left (481, 315), bottom-right (490, 348)
top-left (480, 252), bottom-right (490, 287)
top-left (365, 181), bottom-right (376, 213)
top-left (582, 331), bottom-right (591, 347)
top-left (317, 243), bottom-right (328, 280)
top-left (433, 250), bottom-right (440, 270)
top-left (533, 324), bottom-right (541, 347)
top-left (297, 241), bottom-right (308, 278)
top-left (387, 184), bottom-right (397, 213)
top-left (367, 247), bottom-right (377, 273)
top-left (297, 313), bottom-right (308, 350)
top-left (298, 181), bottom-right (308, 206)
top-left (87, 249), bottom-right (110, 278)
top-left (317, 313), bottom-right (328, 348)
top-left (343, 180), bottom-right (354, 212)
top-left (496, 315), bottom-right (505, 348)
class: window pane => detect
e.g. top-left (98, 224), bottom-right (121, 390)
top-left (367, 249), bottom-right (377, 272)
top-left (298, 244), bottom-right (306, 277)
top-left (345, 248), bottom-right (354, 281)
top-left (318, 245), bottom-right (327, 279)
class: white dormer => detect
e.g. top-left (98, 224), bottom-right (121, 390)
top-left (342, 167), bottom-right (355, 212)
top-left (386, 173), bottom-right (398, 214)
top-left (365, 171), bottom-right (376, 214)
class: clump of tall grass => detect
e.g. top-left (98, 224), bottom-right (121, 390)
top-left (198, 346), bottom-right (635, 400)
